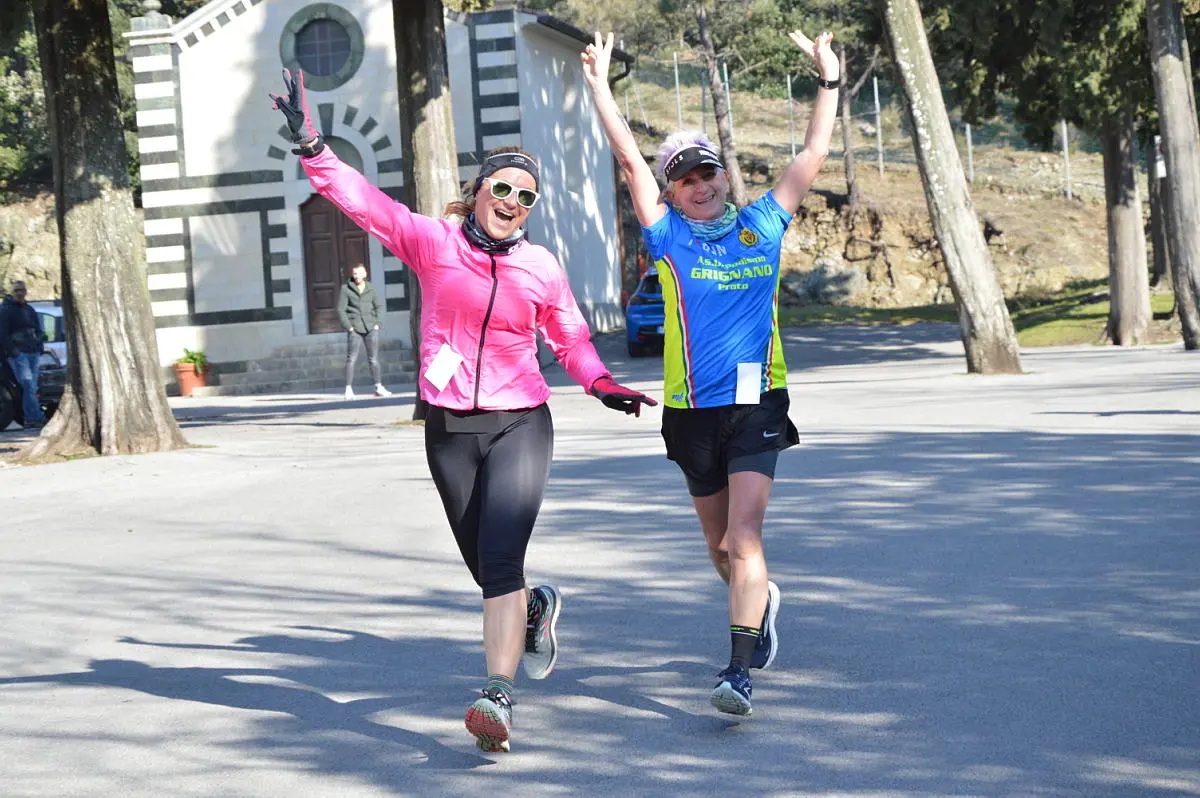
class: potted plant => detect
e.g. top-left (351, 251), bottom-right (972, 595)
top-left (173, 348), bottom-right (210, 396)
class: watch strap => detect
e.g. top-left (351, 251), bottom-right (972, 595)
top-left (293, 134), bottom-right (326, 158)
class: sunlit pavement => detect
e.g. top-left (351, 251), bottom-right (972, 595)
top-left (2, 326), bottom-right (1197, 796)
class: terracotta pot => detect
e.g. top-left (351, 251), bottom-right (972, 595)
top-left (173, 362), bottom-right (209, 397)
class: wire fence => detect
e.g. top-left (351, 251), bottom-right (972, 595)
top-left (619, 54), bottom-right (1117, 201)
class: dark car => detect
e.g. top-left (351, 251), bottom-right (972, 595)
top-left (0, 348), bottom-right (65, 430)
top-left (624, 267), bottom-right (665, 357)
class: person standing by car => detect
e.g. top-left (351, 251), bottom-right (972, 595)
top-left (337, 263), bottom-right (390, 399)
top-left (271, 69), bottom-right (656, 753)
top-left (582, 29), bottom-right (839, 716)
top-left (0, 281), bottom-right (47, 427)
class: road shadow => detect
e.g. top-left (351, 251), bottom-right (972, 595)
top-left (4, 423), bottom-right (1196, 794)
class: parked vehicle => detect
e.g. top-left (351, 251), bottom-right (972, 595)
top-left (624, 267), bottom-right (665, 358)
top-left (30, 300), bottom-right (67, 365)
top-left (0, 348), bottom-right (65, 430)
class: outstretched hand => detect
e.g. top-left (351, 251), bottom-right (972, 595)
top-left (268, 68), bottom-right (319, 146)
top-left (580, 31), bottom-right (614, 95)
top-left (788, 30), bottom-right (839, 82)
top-left (590, 375), bottom-right (657, 417)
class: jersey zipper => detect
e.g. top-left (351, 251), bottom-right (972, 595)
top-left (473, 254), bottom-right (500, 410)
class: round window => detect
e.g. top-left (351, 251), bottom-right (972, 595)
top-left (280, 4), bottom-right (364, 92)
top-left (295, 19), bottom-right (351, 76)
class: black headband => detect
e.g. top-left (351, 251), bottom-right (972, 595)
top-left (471, 152), bottom-right (540, 196)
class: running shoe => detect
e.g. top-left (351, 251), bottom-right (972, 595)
top-left (710, 664), bottom-right (753, 716)
top-left (522, 584), bottom-right (561, 680)
top-left (465, 687), bottom-right (513, 752)
top-left (750, 580), bottom-right (780, 670)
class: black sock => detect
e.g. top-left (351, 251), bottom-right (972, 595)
top-left (729, 625), bottom-right (760, 670)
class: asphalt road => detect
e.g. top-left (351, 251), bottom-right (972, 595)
top-left (2, 326), bottom-right (1197, 796)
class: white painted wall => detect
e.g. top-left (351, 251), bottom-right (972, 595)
top-left (515, 18), bottom-right (623, 333)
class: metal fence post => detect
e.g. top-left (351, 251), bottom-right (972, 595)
top-left (673, 52), bottom-right (683, 130)
top-left (722, 59), bottom-right (735, 143)
top-left (787, 73), bottom-right (795, 158)
top-left (1061, 119), bottom-right (1072, 200)
top-left (966, 123), bottom-right (974, 182)
top-left (620, 40), bottom-right (630, 122)
top-left (873, 76), bottom-right (884, 176)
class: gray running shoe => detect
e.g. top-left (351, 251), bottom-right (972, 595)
top-left (465, 687), bottom-right (513, 752)
top-left (522, 584), bottom-right (561, 680)
top-left (750, 580), bottom-right (780, 669)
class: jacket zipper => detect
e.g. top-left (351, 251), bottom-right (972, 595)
top-left (473, 254), bottom-right (500, 410)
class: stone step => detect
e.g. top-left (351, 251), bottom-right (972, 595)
top-left (233, 356), bottom-right (415, 374)
top-left (217, 366), bottom-right (414, 388)
top-left (269, 341), bottom-right (412, 358)
top-left (168, 337), bottom-right (420, 397)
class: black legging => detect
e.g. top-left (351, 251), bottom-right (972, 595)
top-left (424, 404), bottom-right (554, 599)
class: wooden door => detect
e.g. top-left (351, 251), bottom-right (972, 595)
top-left (301, 194), bottom-right (370, 334)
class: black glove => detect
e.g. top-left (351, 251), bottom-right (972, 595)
top-left (268, 68), bottom-right (324, 156)
top-left (590, 376), bottom-right (657, 417)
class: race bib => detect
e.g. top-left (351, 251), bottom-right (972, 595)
top-left (424, 343), bottom-right (464, 391)
top-left (735, 362), bottom-right (761, 405)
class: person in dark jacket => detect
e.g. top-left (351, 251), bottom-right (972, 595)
top-left (336, 264), bottom-right (390, 399)
top-left (0, 281), bottom-right (47, 426)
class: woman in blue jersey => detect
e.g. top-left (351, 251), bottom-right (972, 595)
top-left (582, 29), bottom-right (838, 716)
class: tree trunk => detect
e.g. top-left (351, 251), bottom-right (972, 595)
top-left (1146, 147), bottom-right (1170, 289)
top-left (695, 2), bottom-right (748, 206)
top-left (839, 45), bottom-right (859, 212)
top-left (1162, 168), bottom-right (1200, 345)
top-left (21, 0), bottom-right (187, 460)
top-left (880, 0), bottom-right (1022, 374)
top-left (1146, 0), bottom-right (1200, 349)
top-left (394, 0), bottom-right (459, 420)
top-left (1100, 113), bottom-right (1151, 346)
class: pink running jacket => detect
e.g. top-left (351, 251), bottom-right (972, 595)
top-left (303, 148), bottom-right (611, 411)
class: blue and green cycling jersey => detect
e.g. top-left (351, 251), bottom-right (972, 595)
top-left (642, 191), bottom-right (792, 409)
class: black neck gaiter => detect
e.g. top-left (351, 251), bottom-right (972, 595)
top-left (462, 213), bottom-right (524, 255)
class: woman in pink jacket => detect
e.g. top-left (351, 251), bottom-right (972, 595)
top-left (272, 71), bottom-right (655, 753)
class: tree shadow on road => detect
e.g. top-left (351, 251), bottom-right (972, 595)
top-left (2, 423), bottom-right (1198, 794)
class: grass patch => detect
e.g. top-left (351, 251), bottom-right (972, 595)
top-left (779, 281), bottom-right (1180, 349)
top-left (1010, 283), bottom-right (1177, 347)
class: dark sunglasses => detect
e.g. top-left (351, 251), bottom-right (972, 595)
top-left (484, 177), bottom-right (539, 209)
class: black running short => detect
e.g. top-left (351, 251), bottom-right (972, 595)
top-left (660, 388), bottom-right (799, 497)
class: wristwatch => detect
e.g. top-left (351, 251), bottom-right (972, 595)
top-left (293, 134), bottom-right (326, 158)
top-left (817, 77), bottom-right (840, 90)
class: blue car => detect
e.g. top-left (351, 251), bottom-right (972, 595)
top-left (624, 267), bottom-right (665, 357)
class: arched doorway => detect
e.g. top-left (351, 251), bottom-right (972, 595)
top-left (299, 137), bottom-right (368, 334)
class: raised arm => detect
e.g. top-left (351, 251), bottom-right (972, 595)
top-left (581, 33), bottom-right (667, 228)
top-left (772, 31), bottom-right (840, 216)
top-left (270, 69), bottom-right (445, 275)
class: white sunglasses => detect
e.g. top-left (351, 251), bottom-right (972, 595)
top-left (483, 177), bottom-right (540, 209)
